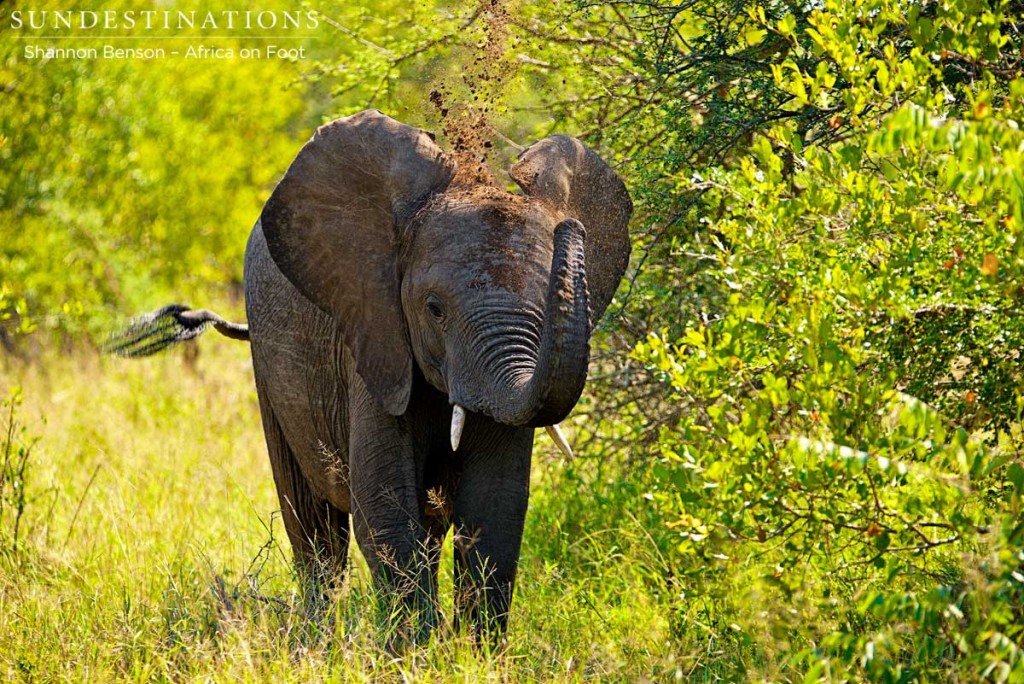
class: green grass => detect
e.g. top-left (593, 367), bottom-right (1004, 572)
top-left (0, 340), bottom-right (679, 682)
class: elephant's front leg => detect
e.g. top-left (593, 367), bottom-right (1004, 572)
top-left (348, 381), bottom-right (436, 643)
top-left (453, 422), bottom-right (533, 643)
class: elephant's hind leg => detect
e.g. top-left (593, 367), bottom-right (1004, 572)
top-left (256, 393), bottom-right (350, 600)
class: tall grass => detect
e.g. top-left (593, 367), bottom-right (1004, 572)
top-left (0, 339), bottom-right (677, 682)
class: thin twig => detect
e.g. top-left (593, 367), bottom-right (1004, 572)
top-left (63, 464), bottom-right (101, 552)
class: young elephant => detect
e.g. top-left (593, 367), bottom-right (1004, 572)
top-left (110, 110), bottom-right (631, 641)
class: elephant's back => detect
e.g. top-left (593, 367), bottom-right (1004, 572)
top-left (244, 222), bottom-right (351, 510)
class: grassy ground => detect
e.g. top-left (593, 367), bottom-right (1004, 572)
top-left (0, 339), bottom-right (679, 682)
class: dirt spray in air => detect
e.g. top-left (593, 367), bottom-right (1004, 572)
top-left (429, 0), bottom-right (519, 187)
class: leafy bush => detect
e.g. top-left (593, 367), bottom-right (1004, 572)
top-left (0, 0), bottom-right (311, 343)
top-left (622, 0), bottom-right (1024, 677)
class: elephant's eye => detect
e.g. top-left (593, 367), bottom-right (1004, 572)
top-left (425, 295), bottom-right (445, 322)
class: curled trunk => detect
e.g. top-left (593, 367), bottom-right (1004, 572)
top-left (489, 218), bottom-right (591, 427)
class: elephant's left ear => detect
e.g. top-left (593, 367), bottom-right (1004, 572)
top-left (260, 110), bottom-right (456, 416)
top-left (510, 135), bottom-right (632, 324)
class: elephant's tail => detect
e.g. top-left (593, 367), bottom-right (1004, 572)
top-left (103, 304), bottom-right (249, 358)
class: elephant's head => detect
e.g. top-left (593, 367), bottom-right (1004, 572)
top-left (260, 110), bottom-right (631, 434)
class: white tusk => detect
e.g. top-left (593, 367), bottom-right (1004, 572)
top-left (545, 424), bottom-right (574, 459)
top-left (451, 405), bottom-right (467, 451)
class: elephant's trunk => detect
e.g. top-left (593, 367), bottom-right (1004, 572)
top-left (490, 218), bottom-right (591, 427)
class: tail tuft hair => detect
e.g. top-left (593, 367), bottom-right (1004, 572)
top-left (103, 304), bottom-right (248, 357)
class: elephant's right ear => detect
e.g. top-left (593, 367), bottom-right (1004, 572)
top-left (510, 135), bottom-right (632, 326)
top-left (260, 110), bottom-right (456, 416)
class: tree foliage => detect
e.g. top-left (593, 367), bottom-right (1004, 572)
top-left (0, 0), bottom-right (313, 340)
top-left (612, 0), bottom-right (1024, 677)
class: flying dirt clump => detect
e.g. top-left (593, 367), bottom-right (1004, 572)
top-left (429, 0), bottom-right (519, 187)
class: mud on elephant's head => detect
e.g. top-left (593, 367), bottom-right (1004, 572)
top-left (260, 110), bottom-right (631, 428)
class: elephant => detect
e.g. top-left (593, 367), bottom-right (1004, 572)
top-left (108, 110), bottom-right (632, 642)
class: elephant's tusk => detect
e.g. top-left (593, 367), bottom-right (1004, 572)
top-left (545, 424), bottom-right (574, 459)
top-left (451, 405), bottom-right (467, 451)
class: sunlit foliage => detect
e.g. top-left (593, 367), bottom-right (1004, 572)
top-left (1, 0), bottom-right (313, 339)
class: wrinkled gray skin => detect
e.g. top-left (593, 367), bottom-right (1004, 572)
top-left (244, 110), bottom-right (631, 642)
